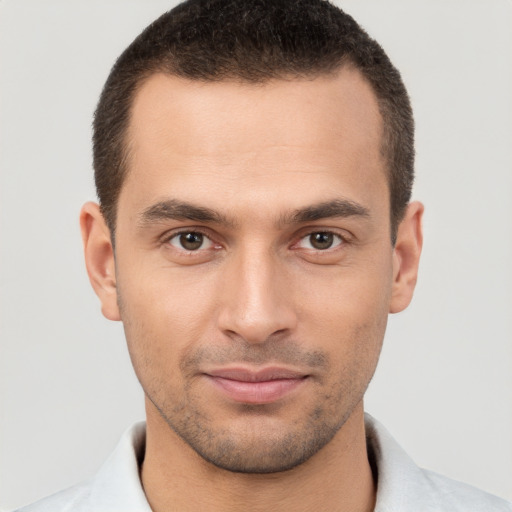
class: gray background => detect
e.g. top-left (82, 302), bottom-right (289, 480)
top-left (1, 0), bottom-right (511, 509)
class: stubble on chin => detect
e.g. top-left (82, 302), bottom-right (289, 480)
top-left (145, 341), bottom-right (375, 474)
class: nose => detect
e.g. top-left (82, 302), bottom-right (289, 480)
top-left (217, 246), bottom-right (297, 344)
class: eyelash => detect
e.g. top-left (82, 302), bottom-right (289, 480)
top-left (161, 228), bottom-right (349, 253)
top-left (163, 229), bottom-right (219, 252)
top-left (295, 231), bottom-right (345, 250)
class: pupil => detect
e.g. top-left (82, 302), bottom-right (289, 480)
top-left (311, 232), bottom-right (333, 249)
top-left (181, 232), bottom-right (203, 250)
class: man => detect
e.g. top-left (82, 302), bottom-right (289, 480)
top-left (13, 0), bottom-right (512, 511)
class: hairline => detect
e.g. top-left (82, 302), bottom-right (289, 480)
top-left (107, 62), bottom-right (401, 245)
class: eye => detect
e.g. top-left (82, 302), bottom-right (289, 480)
top-left (297, 231), bottom-right (343, 250)
top-left (168, 231), bottom-right (214, 251)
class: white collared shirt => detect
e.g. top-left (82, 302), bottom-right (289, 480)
top-left (15, 415), bottom-right (512, 511)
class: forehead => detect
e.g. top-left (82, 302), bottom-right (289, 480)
top-left (121, 69), bottom-right (386, 216)
top-left (128, 68), bottom-right (382, 154)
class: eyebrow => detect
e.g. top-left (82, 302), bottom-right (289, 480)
top-left (138, 199), bottom-right (235, 228)
top-left (138, 198), bottom-right (370, 229)
top-left (282, 198), bottom-right (370, 226)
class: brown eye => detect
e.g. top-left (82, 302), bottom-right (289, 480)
top-left (296, 231), bottom-right (343, 251)
top-left (169, 232), bottom-right (212, 251)
top-left (309, 232), bottom-right (334, 250)
top-left (180, 233), bottom-right (203, 250)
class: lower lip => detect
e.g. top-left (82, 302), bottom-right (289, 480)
top-left (206, 376), bottom-right (306, 404)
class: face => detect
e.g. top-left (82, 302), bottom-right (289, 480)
top-left (83, 69), bottom-right (422, 473)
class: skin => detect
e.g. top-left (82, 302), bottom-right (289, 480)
top-left (81, 68), bottom-right (423, 511)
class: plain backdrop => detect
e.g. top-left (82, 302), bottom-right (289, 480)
top-left (1, 0), bottom-right (511, 509)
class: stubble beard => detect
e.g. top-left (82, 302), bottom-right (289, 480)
top-left (142, 348), bottom-right (372, 474)
top-left (148, 391), bottom-right (356, 474)
top-left (119, 293), bottom-right (382, 475)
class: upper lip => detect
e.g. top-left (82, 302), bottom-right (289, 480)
top-left (206, 367), bottom-right (308, 382)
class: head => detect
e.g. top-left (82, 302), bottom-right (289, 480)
top-left (93, 0), bottom-right (414, 244)
top-left (82, 0), bottom-right (423, 475)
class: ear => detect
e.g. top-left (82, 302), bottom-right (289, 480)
top-left (80, 202), bottom-right (121, 321)
top-left (389, 201), bottom-right (424, 314)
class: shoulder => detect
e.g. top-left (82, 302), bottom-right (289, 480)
top-left (365, 414), bottom-right (512, 512)
top-left (13, 481), bottom-right (92, 512)
top-left (12, 422), bottom-right (150, 512)
top-left (420, 469), bottom-right (512, 512)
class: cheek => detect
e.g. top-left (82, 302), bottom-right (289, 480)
top-left (295, 256), bottom-right (393, 330)
top-left (293, 256), bottom-right (392, 371)
top-left (115, 263), bottom-right (220, 396)
top-left (117, 257), bottom-right (219, 337)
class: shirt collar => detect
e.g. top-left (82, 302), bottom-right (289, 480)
top-left (365, 413), bottom-right (439, 511)
top-left (88, 421), bottom-right (151, 511)
top-left (88, 415), bottom-right (438, 511)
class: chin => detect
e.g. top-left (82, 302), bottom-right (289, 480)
top-left (165, 407), bottom-right (346, 474)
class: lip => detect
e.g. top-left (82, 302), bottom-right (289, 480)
top-left (204, 367), bottom-right (308, 404)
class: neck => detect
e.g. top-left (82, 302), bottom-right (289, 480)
top-left (141, 401), bottom-right (376, 512)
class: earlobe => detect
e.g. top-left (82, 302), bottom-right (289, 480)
top-left (389, 201), bottom-right (424, 314)
top-left (80, 202), bottom-right (121, 321)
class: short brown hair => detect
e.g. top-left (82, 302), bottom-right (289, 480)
top-left (93, 0), bottom-right (414, 242)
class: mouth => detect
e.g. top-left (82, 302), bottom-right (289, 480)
top-left (204, 367), bottom-right (309, 404)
